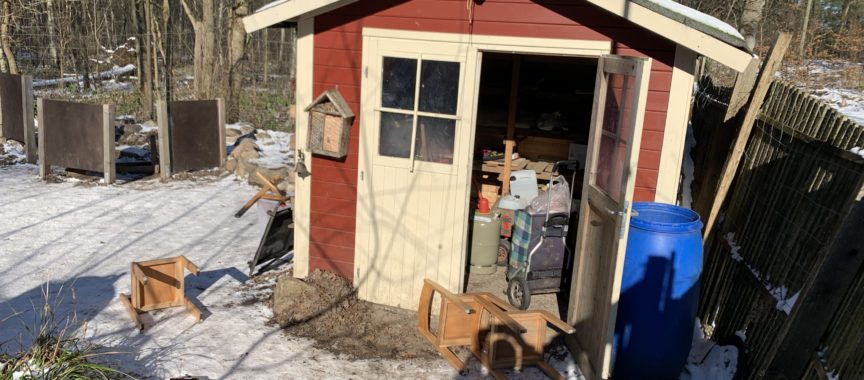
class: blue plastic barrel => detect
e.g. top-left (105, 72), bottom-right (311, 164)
top-left (612, 202), bottom-right (703, 380)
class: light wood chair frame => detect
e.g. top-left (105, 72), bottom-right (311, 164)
top-left (119, 255), bottom-right (201, 330)
top-left (418, 279), bottom-right (575, 380)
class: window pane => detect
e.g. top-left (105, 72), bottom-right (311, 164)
top-left (419, 60), bottom-right (460, 115)
top-left (414, 116), bottom-right (455, 164)
top-left (379, 112), bottom-right (414, 158)
top-left (382, 57), bottom-right (417, 110)
top-left (595, 134), bottom-right (625, 202)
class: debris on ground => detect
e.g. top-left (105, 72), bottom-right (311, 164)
top-left (270, 269), bottom-right (438, 360)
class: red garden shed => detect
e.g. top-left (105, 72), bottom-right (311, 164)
top-left (244, 1), bottom-right (752, 378)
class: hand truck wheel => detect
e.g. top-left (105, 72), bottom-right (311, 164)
top-left (507, 275), bottom-right (531, 310)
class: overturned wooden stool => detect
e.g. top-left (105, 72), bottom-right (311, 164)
top-left (234, 172), bottom-right (289, 218)
top-left (119, 256), bottom-right (201, 330)
top-left (418, 279), bottom-right (573, 380)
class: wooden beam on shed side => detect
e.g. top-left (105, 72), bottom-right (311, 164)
top-left (217, 98), bottom-right (226, 168)
top-left (103, 104), bottom-right (116, 184)
top-left (156, 100), bottom-right (172, 180)
top-left (21, 75), bottom-right (36, 164)
top-left (37, 98), bottom-right (47, 180)
top-left (702, 33), bottom-right (791, 241)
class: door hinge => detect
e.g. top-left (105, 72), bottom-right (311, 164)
top-left (360, 170), bottom-right (364, 181)
top-left (364, 66), bottom-right (368, 78)
top-left (618, 201), bottom-right (630, 239)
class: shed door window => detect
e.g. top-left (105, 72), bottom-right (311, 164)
top-left (378, 56), bottom-right (460, 164)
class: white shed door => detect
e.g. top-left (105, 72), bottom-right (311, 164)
top-left (355, 37), bottom-right (470, 309)
top-left (567, 55), bottom-right (651, 380)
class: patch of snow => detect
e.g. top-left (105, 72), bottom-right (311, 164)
top-left (257, 0), bottom-right (289, 12)
top-left (813, 88), bottom-right (864, 125)
top-left (734, 329), bottom-right (747, 343)
top-left (724, 232), bottom-right (799, 315)
top-left (680, 319), bottom-right (739, 380)
top-left (724, 233), bottom-right (743, 262)
top-left (849, 147), bottom-right (864, 159)
top-left (138, 123), bottom-right (157, 133)
top-left (253, 130), bottom-right (294, 169)
top-left (679, 121), bottom-right (696, 209)
top-left (33, 64), bottom-right (136, 88)
top-left (102, 79), bottom-right (132, 91)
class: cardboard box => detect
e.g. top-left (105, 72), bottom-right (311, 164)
top-left (517, 136), bottom-right (574, 161)
top-left (481, 183), bottom-right (500, 206)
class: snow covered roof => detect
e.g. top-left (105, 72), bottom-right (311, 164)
top-left (632, 0), bottom-right (748, 50)
top-left (242, 0), bottom-right (754, 72)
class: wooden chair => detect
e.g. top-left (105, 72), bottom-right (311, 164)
top-left (417, 279), bottom-right (574, 379)
top-left (234, 172), bottom-right (289, 218)
top-left (119, 256), bottom-right (201, 330)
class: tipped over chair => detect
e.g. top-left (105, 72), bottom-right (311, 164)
top-left (417, 279), bottom-right (574, 379)
top-left (119, 255), bottom-right (201, 330)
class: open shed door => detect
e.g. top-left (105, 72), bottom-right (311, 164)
top-left (567, 55), bottom-right (651, 380)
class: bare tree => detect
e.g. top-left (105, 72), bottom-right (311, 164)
top-left (226, 0), bottom-right (248, 122)
top-left (181, 0), bottom-right (218, 99)
top-left (1, 0), bottom-right (18, 74)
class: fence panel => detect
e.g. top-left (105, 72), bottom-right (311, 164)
top-left (695, 79), bottom-right (864, 379)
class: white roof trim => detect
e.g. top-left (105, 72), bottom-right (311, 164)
top-left (243, 0), bottom-right (355, 33)
top-left (242, 0), bottom-right (754, 72)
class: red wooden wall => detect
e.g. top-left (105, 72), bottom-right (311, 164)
top-left (310, 0), bottom-right (677, 279)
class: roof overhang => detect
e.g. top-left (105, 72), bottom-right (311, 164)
top-left (242, 0), bottom-right (754, 72)
top-left (242, 0), bottom-right (358, 33)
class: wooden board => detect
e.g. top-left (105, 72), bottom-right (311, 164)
top-left (168, 99), bottom-right (222, 173)
top-left (0, 73), bottom-right (25, 143)
top-left (40, 99), bottom-right (114, 182)
top-left (250, 207), bottom-right (294, 275)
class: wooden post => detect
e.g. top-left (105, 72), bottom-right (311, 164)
top-left (217, 97), bottom-right (226, 168)
top-left (37, 98), bottom-right (47, 180)
top-left (21, 75), bottom-right (36, 163)
top-left (102, 104), bottom-right (115, 184)
top-left (762, 190), bottom-right (864, 379)
top-left (501, 57), bottom-right (521, 195)
top-left (703, 33), bottom-right (790, 241)
top-left (723, 57), bottom-right (760, 122)
top-left (156, 100), bottom-right (171, 180)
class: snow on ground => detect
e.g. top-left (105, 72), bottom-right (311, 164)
top-left (254, 130), bottom-right (294, 169)
top-left (812, 87), bottom-right (864, 126)
top-left (0, 164), bottom-right (582, 380)
top-left (725, 232), bottom-right (799, 314)
top-left (680, 320), bottom-right (738, 380)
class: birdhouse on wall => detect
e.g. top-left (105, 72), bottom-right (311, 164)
top-left (305, 89), bottom-right (355, 159)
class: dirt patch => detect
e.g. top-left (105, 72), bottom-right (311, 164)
top-left (270, 270), bottom-right (438, 361)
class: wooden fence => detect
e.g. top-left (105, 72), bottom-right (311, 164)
top-left (693, 79), bottom-right (864, 379)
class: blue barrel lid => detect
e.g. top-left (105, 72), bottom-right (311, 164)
top-left (630, 202), bottom-right (703, 233)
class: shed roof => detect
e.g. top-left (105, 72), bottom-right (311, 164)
top-left (243, 0), bottom-right (754, 72)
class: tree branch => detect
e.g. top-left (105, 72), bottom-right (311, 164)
top-left (180, 0), bottom-right (197, 23)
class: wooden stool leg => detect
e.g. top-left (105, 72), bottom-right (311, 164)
top-left (118, 293), bottom-right (143, 330)
top-left (184, 297), bottom-right (202, 321)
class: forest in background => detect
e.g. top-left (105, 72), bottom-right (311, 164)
top-left (0, 0), bottom-right (295, 130)
top-left (0, 0), bottom-right (861, 131)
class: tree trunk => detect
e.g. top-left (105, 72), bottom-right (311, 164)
top-left (226, 0), bottom-right (249, 122)
top-left (163, 0), bottom-right (172, 103)
top-left (46, 0), bottom-right (59, 71)
top-left (135, 0), bottom-right (154, 118)
top-left (183, 0), bottom-right (218, 99)
top-left (0, 0), bottom-right (18, 74)
top-left (740, 0), bottom-right (766, 50)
